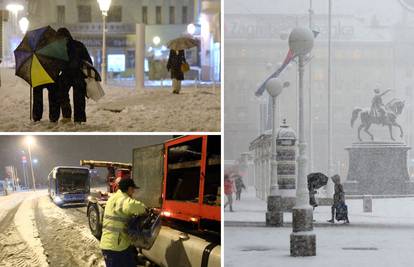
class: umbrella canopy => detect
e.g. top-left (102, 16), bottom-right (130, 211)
top-left (167, 36), bottom-right (199, 50)
top-left (14, 26), bottom-right (69, 88)
top-left (307, 172), bottom-right (329, 190)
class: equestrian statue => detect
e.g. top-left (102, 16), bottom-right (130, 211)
top-left (351, 88), bottom-right (405, 141)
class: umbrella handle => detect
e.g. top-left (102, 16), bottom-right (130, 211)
top-left (30, 87), bottom-right (32, 121)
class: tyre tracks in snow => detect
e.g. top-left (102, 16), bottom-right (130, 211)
top-left (0, 201), bottom-right (46, 267)
top-left (34, 196), bottom-right (105, 267)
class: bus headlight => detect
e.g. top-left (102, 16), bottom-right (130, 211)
top-left (55, 196), bottom-right (63, 203)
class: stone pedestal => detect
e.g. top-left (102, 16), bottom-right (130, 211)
top-left (363, 195), bottom-right (372, 212)
top-left (290, 208), bottom-right (316, 256)
top-left (266, 195), bottom-right (283, 226)
top-left (345, 141), bottom-right (413, 195)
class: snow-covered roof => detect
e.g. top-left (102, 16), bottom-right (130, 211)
top-left (277, 124), bottom-right (296, 140)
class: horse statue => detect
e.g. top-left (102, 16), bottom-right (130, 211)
top-left (351, 98), bottom-right (405, 141)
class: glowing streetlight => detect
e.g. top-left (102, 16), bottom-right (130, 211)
top-left (25, 136), bottom-right (36, 191)
top-left (187, 23), bottom-right (196, 35)
top-left (152, 36), bottom-right (161, 46)
top-left (6, 4), bottom-right (24, 16)
top-left (97, 0), bottom-right (112, 84)
top-left (97, 0), bottom-right (111, 16)
top-left (26, 136), bottom-right (34, 146)
top-left (19, 17), bottom-right (29, 34)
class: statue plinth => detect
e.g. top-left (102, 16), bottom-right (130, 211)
top-left (345, 141), bottom-right (414, 195)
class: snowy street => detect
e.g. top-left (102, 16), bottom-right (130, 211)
top-left (0, 190), bottom-right (104, 266)
top-left (0, 68), bottom-right (220, 132)
top-left (225, 187), bottom-right (414, 226)
top-left (224, 187), bottom-right (414, 266)
top-left (225, 226), bottom-right (414, 267)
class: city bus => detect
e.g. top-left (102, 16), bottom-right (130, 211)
top-left (48, 166), bottom-right (90, 207)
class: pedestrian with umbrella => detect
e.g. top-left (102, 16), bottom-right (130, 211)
top-left (167, 36), bottom-right (199, 94)
top-left (327, 174), bottom-right (349, 224)
top-left (57, 27), bottom-right (93, 124)
top-left (307, 172), bottom-right (329, 209)
top-left (232, 174), bottom-right (246, 201)
top-left (14, 26), bottom-right (69, 122)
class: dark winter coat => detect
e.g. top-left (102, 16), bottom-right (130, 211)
top-left (235, 177), bottom-right (246, 192)
top-left (56, 27), bottom-right (92, 122)
top-left (333, 183), bottom-right (345, 205)
top-left (57, 27), bottom-right (92, 80)
top-left (65, 40), bottom-right (93, 79)
top-left (166, 50), bottom-right (186, 80)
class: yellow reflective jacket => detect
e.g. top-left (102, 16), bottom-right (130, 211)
top-left (100, 190), bottom-right (147, 251)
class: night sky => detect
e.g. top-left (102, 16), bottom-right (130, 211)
top-left (0, 135), bottom-right (172, 187)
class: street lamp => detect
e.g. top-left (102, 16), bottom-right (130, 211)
top-left (265, 78), bottom-right (289, 226)
top-left (152, 36), bottom-right (161, 46)
top-left (97, 0), bottom-right (112, 84)
top-left (288, 27), bottom-right (316, 256)
top-left (19, 17), bottom-right (29, 34)
top-left (25, 136), bottom-right (36, 191)
top-left (6, 4), bottom-right (24, 16)
top-left (187, 23), bottom-right (196, 35)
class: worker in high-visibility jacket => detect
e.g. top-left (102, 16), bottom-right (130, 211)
top-left (100, 178), bottom-right (147, 267)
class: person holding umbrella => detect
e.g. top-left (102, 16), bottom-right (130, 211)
top-left (57, 27), bottom-right (93, 124)
top-left (327, 174), bottom-right (350, 224)
top-left (167, 36), bottom-right (199, 94)
top-left (32, 83), bottom-right (60, 123)
top-left (14, 26), bottom-right (69, 123)
top-left (307, 172), bottom-right (329, 209)
top-left (232, 174), bottom-right (246, 201)
top-left (166, 49), bottom-right (187, 94)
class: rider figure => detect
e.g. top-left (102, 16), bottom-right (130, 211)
top-left (370, 88), bottom-right (391, 125)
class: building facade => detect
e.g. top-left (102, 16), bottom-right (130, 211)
top-left (224, 11), bottom-right (414, 179)
top-left (2, 0), bottom-right (220, 82)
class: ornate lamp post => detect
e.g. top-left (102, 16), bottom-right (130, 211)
top-left (97, 0), bottom-right (112, 84)
top-left (265, 78), bottom-right (289, 226)
top-left (288, 27), bottom-right (316, 256)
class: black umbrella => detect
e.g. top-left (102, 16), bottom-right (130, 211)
top-left (307, 172), bottom-right (328, 190)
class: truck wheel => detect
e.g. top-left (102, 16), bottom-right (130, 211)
top-left (88, 204), bottom-right (102, 239)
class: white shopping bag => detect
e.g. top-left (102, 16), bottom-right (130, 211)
top-left (82, 61), bottom-right (104, 101)
top-left (85, 77), bottom-right (105, 101)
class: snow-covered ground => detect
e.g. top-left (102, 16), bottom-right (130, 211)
top-left (0, 190), bottom-right (104, 266)
top-left (224, 187), bottom-right (414, 267)
top-left (0, 68), bottom-right (220, 132)
top-left (225, 226), bottom-right (414, 267)
top-left (225, 186), bottom-right (414, 226)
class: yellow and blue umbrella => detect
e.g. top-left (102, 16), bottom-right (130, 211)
top-left (14, 26), bottom-right (69, 88)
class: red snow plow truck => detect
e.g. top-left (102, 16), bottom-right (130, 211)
top-left (82, 135), bottom-right (221, 267)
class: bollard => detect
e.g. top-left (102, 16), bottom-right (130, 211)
top-left (363, 195), bottom-right (372, 212)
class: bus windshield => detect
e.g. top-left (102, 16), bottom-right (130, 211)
top-left (57, 168), bottom-right (89, 194)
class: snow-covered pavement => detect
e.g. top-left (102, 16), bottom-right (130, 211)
top-left (0, 68), bottom-right (220, 132)
top-left (225, 226), bottom-right (414, 267)
top-left (225, 186), bottom-right (414, 227)
top-left (224, 187), bottom-right (414, 267)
